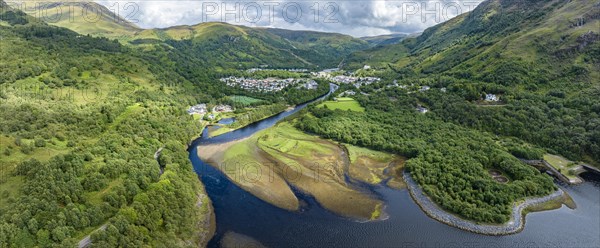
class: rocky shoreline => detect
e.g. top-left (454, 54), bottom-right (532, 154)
top-left (404, 172), bottom-right (565, 235)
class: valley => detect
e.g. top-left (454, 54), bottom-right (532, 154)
top-left (1, 0), bottom-right (600, 247)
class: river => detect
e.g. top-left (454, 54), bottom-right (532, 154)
top-left (188, 84), bottom-right (600, 247)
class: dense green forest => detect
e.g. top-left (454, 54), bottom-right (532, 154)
top-left (296, 104), bottom-right (556, 223)
top-left (0, 5), bottom-right (215, 247)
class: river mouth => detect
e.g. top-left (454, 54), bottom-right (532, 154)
top-left (188, 84), bottom-right (600, 247)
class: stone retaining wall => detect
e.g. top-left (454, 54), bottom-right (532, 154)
top-left (404, 172), bottom-right (564, 235)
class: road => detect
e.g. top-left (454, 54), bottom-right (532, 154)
top-left (78, 224), bottom-right (107, 248)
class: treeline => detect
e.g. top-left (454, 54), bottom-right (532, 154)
top-left (352, 75), bottom-right (600, 164)
top-left (229, 104), bottom-right (288, 129)
top-left (296, 107), bottom-right (555, 223)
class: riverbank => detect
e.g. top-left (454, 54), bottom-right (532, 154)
top-left (404, 172), bottom-right (565, 235)
top-left (198, 122), bottom-right (392, 220)
top-left (208, 106), bottom-right (290, 138)
top-left (197, 192), bottom-right (216, 247)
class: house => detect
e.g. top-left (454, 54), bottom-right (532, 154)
top-left (214, 104), bottom-right (233, 113)
top-left (302, 80), bottom-right (318, 90)
top-left (363, 65), bottom-right (371, 70)
top-left (485, 94), bottom-right (499, 102)
top-left (187, 104), bottom-right (207, 115)
top-left (420, 86), bottom-right (431, 92)
top-left (416, 106), bottom-right (428, 113)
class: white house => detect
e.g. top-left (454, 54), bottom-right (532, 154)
top-left (485, 94), bottom-right (500, 102)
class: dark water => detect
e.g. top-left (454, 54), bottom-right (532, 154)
top-left (217, 118), bottom-right (236, 125)
top-left (189, 84), bottom-right (600, 248)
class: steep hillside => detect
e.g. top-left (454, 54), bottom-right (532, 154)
top-left (360, 33), bottom-right (409, 46)
top-left (344, 0), bottom-right (600, 165)
top-left (24, 2), bottom-right (370, 69)
top-left (15, 1), bottom-right (140, 38)
top-left (348, 0), bottom-right (600, 83)
top-left (130, 23), bottom-right (370, 69)
top-left (0, 3), bottom-right (214, 247)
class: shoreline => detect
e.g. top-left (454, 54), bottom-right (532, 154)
top-left (403, 172), bottom-right (565, 236)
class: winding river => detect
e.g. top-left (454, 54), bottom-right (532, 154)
top-left (189, 84), bottom-right (600, 247)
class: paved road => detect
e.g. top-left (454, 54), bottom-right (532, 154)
top-left (78, 224), bottom-right (107, 248)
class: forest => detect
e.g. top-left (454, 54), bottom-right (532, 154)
top-left (296, 105), bottom-right (556, 223)
top-left (0, 7), bottom-right (215, 247)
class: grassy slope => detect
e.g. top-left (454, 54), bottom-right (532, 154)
top-left (347, 0), bottom-right (599, 82)
top-left (543, 154), bottom-right (581, 181)
top-left (0, 5), bottom-right (213, 246)
top-left (21, 2), bottom-right (140, 38)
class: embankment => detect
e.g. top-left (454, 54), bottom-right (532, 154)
top-left (404, 172), bottom-right (565, 235)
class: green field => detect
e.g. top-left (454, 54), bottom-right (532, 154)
top-left (318, 98), bottom-right (365, 112)
top-left (228, 95), bottom-right (263, 105)
top-left (543, 154), bottom-right (582, 180)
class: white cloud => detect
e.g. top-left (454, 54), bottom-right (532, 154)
top-left (97, 0), bottom-right (483, 37)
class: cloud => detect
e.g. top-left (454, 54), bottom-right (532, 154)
top-left (96, 0), bottom-right (483, 37)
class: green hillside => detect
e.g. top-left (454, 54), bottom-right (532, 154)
top-left (348, 0), bottom-right (599, 79)
top-left (28, 2), bottom-right (370, 69)
top-left (0, 3), bottom-right (343, 245)
top-left (343, 0), bottom-right (600, 164)
top-left (19, 1), bottom-right (140, 38)
top-left (360, 33), bottom-right (409, 46)
top-left (132, 23), bottom-right (370, 69)
top-left (0, 4), bottom-right (216, 247)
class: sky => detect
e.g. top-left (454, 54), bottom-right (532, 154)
top-left (96, 0), bottom-right (484, 37)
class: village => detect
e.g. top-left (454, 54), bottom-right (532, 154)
top-left (219, 76), bottom-right (318, 92)
top-left (313, 67), bottom-right (381, 88)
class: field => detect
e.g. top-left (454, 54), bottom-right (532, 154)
top-left (199, 122), bottom-right (385, 220)
top-left (228, 95), bottom-right (263, 105)
top-left (318, 97), bottom-right (365, 112)
top-left (543, 154), bottom-right (582, 181)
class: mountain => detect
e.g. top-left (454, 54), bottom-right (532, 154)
top-left (344, 0), bottom-right (600, 164)
top-left (15, 1), bottom-right (140, 38)
top-left (24, 2), bottom-right (370, 69)
top-left (360, 33), bottom-right (410, 46)
top-left (346, 0), bottom-right (600, 84)
top-left (130, 22), bottom-right (370, 69)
